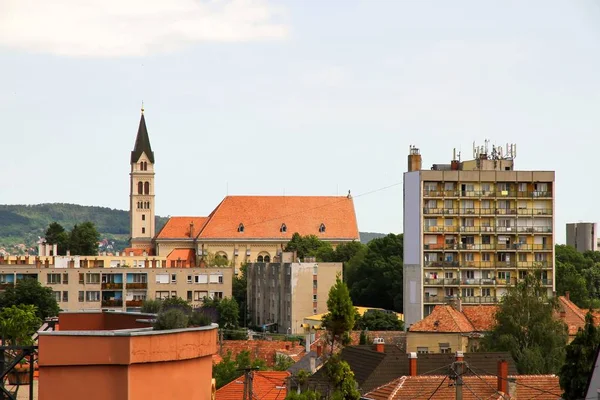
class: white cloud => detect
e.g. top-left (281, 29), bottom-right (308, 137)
top-left (0, 0), bottom-right (289, 57)
top-left (303, 66), bottom-right (350, 88)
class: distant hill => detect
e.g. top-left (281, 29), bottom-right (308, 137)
top-left (0, 203), bottom-right (387, 254)
top-left (359, 232), bottom-right (387, 244)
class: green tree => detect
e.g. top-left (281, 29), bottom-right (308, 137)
top-left (355, 310), bottom-right (404, 331)
top-left (331, 241), bottom-right (365, 263)
top-left (153, 308), bottom-right (189, 330)
top-left (322, 274), bottom-right (356, 355)
top-left (0, 278), bottom-right (60, 320)
top-left (233, 264), bottom-right (249, 326)
top-left (213, 350), bottom-right (267, 388)
top-left (274, 354), bottom-right (295, 371)
top-left (325, 354), bottom-right (360, 400)
top-left (44, 222), bottom-right (69, 255)
top-left (218, 297), bottom-right (240, 329)
top-left (285, 233), bottom-right (334, 261)
top-left (69, 222), bottom-right (100, 255)
top-left (161, 297), bottom-right (193, 313)
top-left (559, 312), bottom-right (600, 400)
top-left (140, 299), bottom-right (162, 313)
top-left (0, 304), bottom-right (42, 345)
top-left (347, 234), bottom-right (403, 311)
top-left (482, 273), bottom-right (568, 374)
top-left (556, 261), bottom-right (589, 307)
top-left (286, 390), bottom-right (321, 400)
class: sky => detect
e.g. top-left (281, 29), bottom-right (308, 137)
top-left (1, 0), bottom-right (600, 243)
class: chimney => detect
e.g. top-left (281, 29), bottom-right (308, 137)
top-left (508, 377), bottom-right (517, 398)
top-left (560, 310), bottom-right (566, 320)
top-left (373, 337), bottom-right (385, 353)
top-left (497, 360), bottom-right (508, 394)
top-left (408, 145), bottom-right (422, 172)
top-left (455, 351), bottom-right (464, 362)
top-left (565, 291), bottom-right (570, 301)
top-left (408, 352), bottom-right (417, 376)
top-left (285, 344), bottom-right (290, 351)
top-left (189, 221), bottom-right (195, 238)
top-left (316, 344), bottom-right (322, 358)
top-left (66, 250), bottom-right (70, 257)
top-left (309, 356), bottom-right (316, 374)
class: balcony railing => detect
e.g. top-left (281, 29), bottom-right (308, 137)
top-left (424, 226), bottom-right (553, 234)
top-left (423, 189), bottom-right (553, 198)
top-left (423, 294), bottom-right (443, 303)
top-left (101, 282), bottom-right (123, 290)
top-left (0, 282), bottom-right (14, 290)
top-left (424, 278), bottom-right (444, 285)
top-left (126, 282), bottom-right (148, 289)
top-left (101, 299), bottom-right (123, 307)
top-left (424, 261), bottom-right (460, 268)
top-left (462, 296), bottom-right (498, 304)
top-left (125, 300), bottom-right (143, 307)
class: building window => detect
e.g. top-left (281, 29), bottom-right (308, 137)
top-left (171, 274), bottom-right (177, 283)
top-left (264, 255), bottom-right (270, 263)
top-left (417, 347), bottom-right (429, 354)
top-left (78, 291), bottom-right (84, 302)
top-left (142, 227), bottom-right (146, 234)
top-left (238, 223), bottom-right (244, 233)
top-left (313, 280), bottom-right (318, 289)
top-left (313, 266), bottom-right (318, 275)
top-left (462, 288), bottom-right (474, 297)
top-left (86, 273), bottom-right (100, 284)
top-left (86, 291), bottom-right (100, 302)
top-left (257, 255), bottom-right (264, 262)
top-left (144, 182), bottom-right (150, 195)
top-left (482, 253), bottom-right (491, 262)
top-left (482, 288), bottom-right (491, 297)
top-left (187, 291), bottom-right (193, 301)
top-left (313, 308), bottom-right (317, 315)
top-left (187, 275), bottom-right (192, 284)
top-left (155, 291), bottom-right (170, 300)
top-left (79, 273), bottom-right (84, 284)
top-left (319, 223), bottom-right (326, 233)
top-left (47, 274), bottom-right (61, 284)
top-left (138, 182), bottom-right (143, 194)
top-left (440, 344), bottom-right (451, 354)
top-left (62, 291), bottom-right (68, 302)
top-left (465, 270), bottom-right (474, 279)
top-left (518, 253), bottom-right (527, 262)
top-left (313, 294), bottom-right (317, 301)
top-left (142, 215), bottom-right (145, 221)
top-left (211, 291), bottom-right (224, 300)
top-left (61, 273), bottom-right (68, 284)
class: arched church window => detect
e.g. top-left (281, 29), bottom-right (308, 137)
top-left (319, 223), bottom-right (326, 233)
top-left (138, 182), bottom-right (143, 194)
top-left (144, 182), bottom-right (150, 195)
top-left (238, 223), bottom-right (244, 233)
top-left (257, 255), bottom-right (263, 262)
top-left (264, 255), bottom-right (271, 263)
top-left (280, 223), bottom-right (287, 233)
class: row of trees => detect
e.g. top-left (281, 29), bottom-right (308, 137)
top-left (555, 244), bottom-right (600, 308)
top-left (45, 221), bottom-right (100, 255)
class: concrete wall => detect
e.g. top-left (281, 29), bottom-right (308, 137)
top-left (405, 332), bottom-right (468, 354)
top-left (566, 222), bottom-right (597, 253)
top-left (403, 171), bottom-right (422, 328)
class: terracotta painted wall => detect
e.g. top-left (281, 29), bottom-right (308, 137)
top-left (58, 312), bottom-right (152, 331)
top-left (39, 365), bottom-right (129, 400)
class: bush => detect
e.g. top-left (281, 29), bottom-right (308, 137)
top-left (162, 297), bottom-right (193, 314)
top-left (141, 299), bottom-right (162, 313)
top-left (189, 310), bottom-right (213, 327)
top-left (154, 308), bottom-right (189, 330)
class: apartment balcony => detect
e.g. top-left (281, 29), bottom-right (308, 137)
top-left (0, 283), bottom-right (14, 290)
top-left (461, 296), bottom-right (498, 304)
top-left (517, 208), bottom-right (553, 216)
top-left (516, 261), bottom-right (552, 268)
top-left (423, 294), bottom-right (443, 303)
top-left (443, 278), bottom-right (460, 285)
top-left (423, 190), bottom-right (444, 198)
top-left (423, 208), bottom-right (444, 215)
top-left (495, 208), bottom-right (518, 216)
top-left (495, 190), bottom-right (517, 198)
top-left (101, 299), bottom-right (123, 307)
top-left (126, 300), bottom-right (143, 307)
top-left (126, 282), bottom-right (148, 289)
top-left (495, 261), bottom-right (517, 268)
top-left (460, 279), bottom-right (481, 285)
top-left (424, 278), bottom-right (444, 285)
top-left (424, 261), bottom-right (459, 268)
top-left (102, 282), bottom-right (123, 290)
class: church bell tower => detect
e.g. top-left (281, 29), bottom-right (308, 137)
top-left (129, 106), bottom-right (155, 248)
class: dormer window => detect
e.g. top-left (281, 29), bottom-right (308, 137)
top-left (280, 223), bottom-right (287, 233)
top-left (319, 223), bottom-right (326, 233)
top-left (238, 223), bottom-right (244, 233)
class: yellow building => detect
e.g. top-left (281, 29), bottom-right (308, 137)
top-left (126, 110), bottom-right (360, 269)
top-left (403, 143), bottom-right (555, 327)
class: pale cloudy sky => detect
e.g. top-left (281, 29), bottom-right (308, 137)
top-left (1, 0), bottom-right (599, 242)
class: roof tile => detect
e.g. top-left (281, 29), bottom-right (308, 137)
top-left (216, 371), bottom-right (290, 400)
top-left (461, 305), bottom-right (498, 332)
top-left (408, 305), bottom-right (474, 333)
top-left (156, 216), bottom-right (209, 239)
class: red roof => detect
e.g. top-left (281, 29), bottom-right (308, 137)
top-left (197, 196), bottom-right (359, 240)
top-left (409, 305), bottom-right (474, 333)
top-left (156, 217), bottom-right (209, 239)
top-left (217, 340), bottom-right (305, 367)
top-left (365, 375), bottom-right (561, 400)
top-left (461, 305), bottom-right (498, 332)
top-left (166, 248), bottom-right (196, 267)
top-left (216, 371), bottom-right (290, 400)
top-left (122, 247), bottom-right (154, 256)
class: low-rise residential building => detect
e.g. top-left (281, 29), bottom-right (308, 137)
top-left (247, 253), bottom-right (342, 334)
top-left (0, 254), bottom-right (232, 311)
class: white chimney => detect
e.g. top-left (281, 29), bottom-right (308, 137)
top-left (309, 356), bottom-right (316, 374)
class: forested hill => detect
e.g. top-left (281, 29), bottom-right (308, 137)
top-left (0, 203), bottom-right (384, 254)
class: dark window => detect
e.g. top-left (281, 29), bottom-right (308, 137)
top-left (144, 182), bottom-right (150, 195)
top-left (257, 255), bottom-right (264, 262)
top-left (142, 215), bottom-right (145, 221)
top-left (280, 223), bottom-right (287, 233)
top-left (238, 223), bottom-right (244, 233)
top-left (138, 182), bottom-right (143, 194)
top-left (142, 227), bottom-right (146, 234)
top-left (264, 255), bottom-right (270, 263)
top-left (319, 223), bottom-right (326, 233)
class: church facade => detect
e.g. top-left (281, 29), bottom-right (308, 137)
top-left (127, 111), bottom-right (360, 268)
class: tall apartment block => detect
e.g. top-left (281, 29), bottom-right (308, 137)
top-left (566, 223), bottom-right (598, 253)
top-left (403, 142), bottom-right (555, 327)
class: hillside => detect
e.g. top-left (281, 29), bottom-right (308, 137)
top-left (0, 203), bottom-right (385, 255)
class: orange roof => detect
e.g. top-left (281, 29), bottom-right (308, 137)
top-left (557, 295), bottom-right (588, 335)
top-left (216, 371), bottom-right (290, 400)
top-left (409, 305), bottom-right (474, 333)
top-left (218, 340), bottom-right (304, 367)
top-left (461, 305), bottom-right (498, 332)
top-left (365, 375), bottom-right (561, 400)
top-left (166, 248), bottom-right (195, 267)
top-left (122, 247), bottom-right (154, 256)
top-left (197, 196), bottom-right (359, 240)
top-left (156, 216), bottom-right (209, 239)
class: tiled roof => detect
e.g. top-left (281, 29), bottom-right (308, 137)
top-left (197, 196), bottom-right (359, 240)
top-left (461, 305), bottom-right (498, 332)
top-left (557, 295), bottom-right (587, 336)
top-left (216, 371), bottom-right (290, 400)
top-left (166, 248), bottom-right (195, 267)
top-left (218, 340), bottom-right (305, 367)
top-left (307, 344), bottom-right (516, 394)
top-left (287, 351), bottom-right (324, 375)
top-left (364, 374), bottom-right (561, 400)
top-left (409, 305), bottom-right (474, 333)
top-left (155, 216), bottom-right (209, 239)
top-left (122, 247), bottom-right (154, 256)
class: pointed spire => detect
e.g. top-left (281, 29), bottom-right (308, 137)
top-left (131, 107), bottom-right (154, 164)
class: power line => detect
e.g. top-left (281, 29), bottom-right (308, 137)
top-left (468, 365), bottom-right (562, 399)
top-left (426, 375), bottom-right (448, 400)
top-left (461, 379), bottom-right (484, 400)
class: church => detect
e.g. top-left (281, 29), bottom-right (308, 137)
top-left (126, 109), bottom-right (360, 268)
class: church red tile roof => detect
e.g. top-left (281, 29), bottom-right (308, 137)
top-left (196, 195), bottom-right (359, 240)
top-left (216, 371), bottom-right (290, 400)
top-left (156, 217), bottom-right (209, 239)
top-left (364, 375), bottom-right (561, 400)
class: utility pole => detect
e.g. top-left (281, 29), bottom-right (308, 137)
top-left (451, 352), bottom-right (465, 400)
top-left (239, 367), bottom-right (259, 400)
